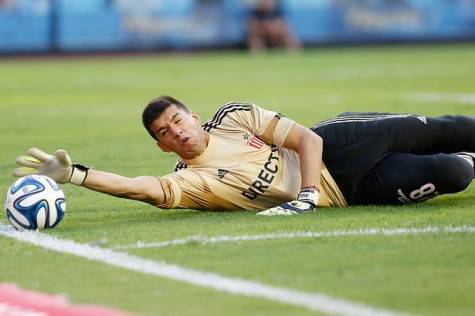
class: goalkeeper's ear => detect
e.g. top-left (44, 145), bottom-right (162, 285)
top-left (191, 112), bottom-right (201, 125)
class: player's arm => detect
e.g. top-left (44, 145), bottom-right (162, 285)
top-left (282, 123), bottom-right (323, 190)
top-left (82, 171), bottom-right (165, 205)
top-left (13, 147), bottom-right (166, 206)
top-left (257, 123), bottom-right (323, 216)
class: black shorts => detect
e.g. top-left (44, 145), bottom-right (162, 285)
top-left (311, 112), bottom-right (475, 205)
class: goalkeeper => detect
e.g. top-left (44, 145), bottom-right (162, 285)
top-left (13, 96), bottom-right (475, 216)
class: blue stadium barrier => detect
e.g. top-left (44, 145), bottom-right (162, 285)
top-left (0, 12), bottom-right (49, 52)
top-left (0, 0), bottom-right (475, 53)
top-left (58, 0), bottom-right (106, 14)
top-left (58, 10), bottom-right (124, 51)
top-left (285, 7), bottom-right (343, 43)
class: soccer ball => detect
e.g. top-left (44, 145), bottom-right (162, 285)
top-left (4, 175), bottom-right (66, 231)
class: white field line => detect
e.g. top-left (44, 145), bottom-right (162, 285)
top-left (405, 92), bottom-right (475, 105)
top-left (114, 226), bottom-right (475, 250)
top-left (0, 224), bottom-right (404, 316)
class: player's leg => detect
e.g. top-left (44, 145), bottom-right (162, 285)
top-left (311, 114), bottom-right (411, 203)
top-left (353, 152), bottom-right (474, 205)
top-left (323, 112), bottom-right (475, 154)
top-left (247, 19), bottom-right (267, 52)
top-left (267, 19), bottom-right (300, 51)
top-left (458, 152), bottom-right (475, 170)
top-left (391, 115), bottom-right (475, 154)
top-left (311, 113), bottom-right (475, 204)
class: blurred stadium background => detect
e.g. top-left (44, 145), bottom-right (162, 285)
top-left (1, 0), bottom-right (475, 54)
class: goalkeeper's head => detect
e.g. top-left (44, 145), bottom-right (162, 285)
top-left (142, 96), bottom-right (210, 160)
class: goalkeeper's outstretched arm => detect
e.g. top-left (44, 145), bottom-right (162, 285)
top-left (83, 170), bottom-right (165, 205)
top-left (13, 147), bottom-right (166, 206)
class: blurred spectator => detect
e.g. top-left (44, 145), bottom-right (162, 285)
top-left (0, 0), bottom-right (14, 11)
top-left (0, 0), bottom-right (49, 14)
top-left (247, 0), bottom-right (300, 53)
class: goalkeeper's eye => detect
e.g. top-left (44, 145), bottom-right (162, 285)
top-left (159, 129), bottom-right (168, 137)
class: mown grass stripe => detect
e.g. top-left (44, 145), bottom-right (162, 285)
top-left (405, 92), bottom-right (475, 105)
top-left (0, 224), bottom-right (404, 316)
top-left (114, 226), bottom-right (475, 250)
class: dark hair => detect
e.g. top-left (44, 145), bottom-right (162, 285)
top-left (142, 96), bottom-right (190, 140)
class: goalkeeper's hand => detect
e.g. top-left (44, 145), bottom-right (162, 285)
top-left (13, 147), bottom-right (88, 185)
top-left (257, 186), bottom-right (319, 216)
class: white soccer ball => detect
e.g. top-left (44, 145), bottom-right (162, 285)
top-left (4, 175), bottom-right (66, 231)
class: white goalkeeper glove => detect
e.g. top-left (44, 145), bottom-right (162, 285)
top-left (13, 147), bottom-right (89, 185)
top-left (257, 186), bottom-right (319, 216)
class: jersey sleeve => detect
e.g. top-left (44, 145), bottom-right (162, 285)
top-left (159, 170), bottom-right (218, 210)
top-left (153, 176), bottom-right (182, 209)
top-left (209, 102), bottom-right (296, 147)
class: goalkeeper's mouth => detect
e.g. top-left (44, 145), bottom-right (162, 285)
top-left (181, 137), bottom-right (190, 144)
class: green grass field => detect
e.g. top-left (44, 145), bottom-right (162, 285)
top-left (0, 44), bottom-right (474, 316)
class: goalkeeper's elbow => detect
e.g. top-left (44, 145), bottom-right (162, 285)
top-left (125, 176), bottom-right (166, 206)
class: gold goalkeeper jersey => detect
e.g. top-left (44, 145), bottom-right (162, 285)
top-left (157, 102), bottom-right (347, 210)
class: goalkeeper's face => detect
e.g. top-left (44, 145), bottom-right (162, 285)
top-left (150, 104), bottom-right (209, 160)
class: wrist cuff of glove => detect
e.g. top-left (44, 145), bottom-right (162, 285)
top-left (298, 186), bottom-right (319, 208)
top-left (69, 164), bottom-right (89, 186)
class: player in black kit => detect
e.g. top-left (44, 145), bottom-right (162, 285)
top-left (311, 112), bottom-right (475, 205)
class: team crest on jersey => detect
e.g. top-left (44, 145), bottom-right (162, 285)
top-left (243, 132), bottom-right (265, 149)
top-left (217, 169), bottom-right (228, 180)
